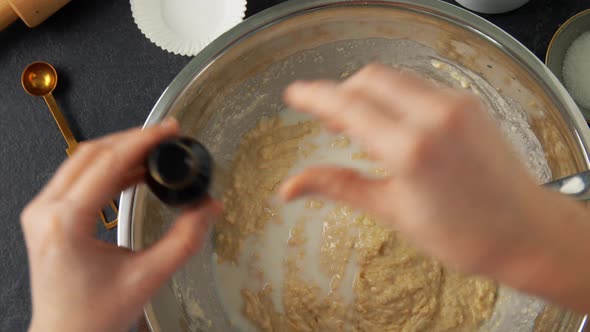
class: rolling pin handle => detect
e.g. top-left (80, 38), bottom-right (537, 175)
top-left (0, 0), bottom-right (17, 31)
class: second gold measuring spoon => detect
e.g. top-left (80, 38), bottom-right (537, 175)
top-left (22, 61), bottom-right (118, 229)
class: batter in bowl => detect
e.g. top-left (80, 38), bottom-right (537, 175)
top-left (214, 112), bottom-right (496, 332)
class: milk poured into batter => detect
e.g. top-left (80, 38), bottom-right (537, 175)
top-left (213, 108), bottom-right (497, 332)
top-left (214, 110), bottom-right (376, 331)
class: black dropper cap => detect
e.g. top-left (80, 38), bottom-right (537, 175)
top-left (146, 137), bottom-right (212, 206)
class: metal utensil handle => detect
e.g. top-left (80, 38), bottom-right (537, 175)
top-left (99, 200), bottom-right (119, 230)
top-left (43, 91), bottom-right (118, 229)
top-left (43, 93), bottom-right (78, 149)
top-left (544, 170), bottom-right (590, 201)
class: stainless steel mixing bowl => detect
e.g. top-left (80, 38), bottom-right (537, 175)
top-left (118, 1), bottom-right (590, 331)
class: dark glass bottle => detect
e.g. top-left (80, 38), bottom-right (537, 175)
top-left (146, 137), bottom-right (212, 206)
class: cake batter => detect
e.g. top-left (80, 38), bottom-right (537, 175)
top-left (214, 114), bottom-right (496, 332)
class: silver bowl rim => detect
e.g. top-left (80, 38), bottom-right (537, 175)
top-left (117, 1), bottom-right (590, 330)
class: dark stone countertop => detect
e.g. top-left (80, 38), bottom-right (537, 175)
top-left (1, 0), bottom-right (589, 331)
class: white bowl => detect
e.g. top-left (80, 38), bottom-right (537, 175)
top-left (456, 0), bottom-right (530, 14)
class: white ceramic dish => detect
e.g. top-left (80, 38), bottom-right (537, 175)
top-left (456, 0), bottom-right (530, 14)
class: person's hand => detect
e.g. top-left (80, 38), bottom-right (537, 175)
top-left (280, 64), bottom-right (590, 312)
top-left (280, 64), bottom-right (550, 275)
top-left (21, 119), bottom-right (221, 332)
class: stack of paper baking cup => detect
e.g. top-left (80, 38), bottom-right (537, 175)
top-left (131, 0), bottom-right (247, 56)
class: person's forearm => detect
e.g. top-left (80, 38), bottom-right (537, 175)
top-left (495, 189), bottom-right (590, 313)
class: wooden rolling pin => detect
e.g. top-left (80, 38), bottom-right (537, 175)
top-left (0, 0), bottom-right (70, 31)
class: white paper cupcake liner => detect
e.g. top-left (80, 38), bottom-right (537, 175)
top-left (131, 0), bottom-right (247, 56)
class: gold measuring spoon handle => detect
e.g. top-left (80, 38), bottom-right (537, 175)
top-left (42, 92), bottom-right (79, 155)
top-left (100, 201), bottom-right (119, 230)
top-left (42, 92), bottom-right (117, 229)
top-left (43, 93), bottom-right (118, 229)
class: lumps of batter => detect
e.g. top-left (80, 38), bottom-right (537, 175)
top-left (215, 117), bottom-right (319, 262)
top-left (215, 116), bottom-right (497, 332)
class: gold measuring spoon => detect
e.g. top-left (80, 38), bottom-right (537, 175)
top-left (22, 61), bottom-right (118, 230)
